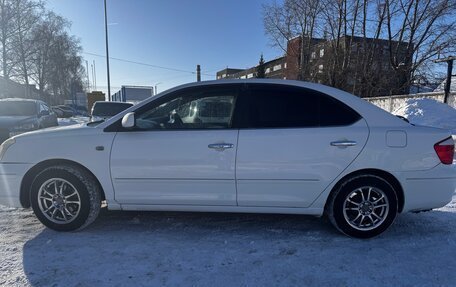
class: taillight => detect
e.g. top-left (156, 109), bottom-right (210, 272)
top-left (434, 137), bottom-right (455, 165)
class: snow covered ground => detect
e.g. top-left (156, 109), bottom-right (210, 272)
top-left (1, 194), bottom-right (456, 287)
top-left (1, 98), bottom-right (455, 286)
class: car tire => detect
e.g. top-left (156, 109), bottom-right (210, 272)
top-left (30, 165), bottom-right (101, 231)
top-left (326, 175), bottom-right (398, 238)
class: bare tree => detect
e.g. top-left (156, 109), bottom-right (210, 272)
top-left (44, 31), bottom-right (85, 104)
top-left (263, 0), bottom-right (323, 80)
top-left (264, 0), bottom-right (456, 97)
top-left (10, 0), bottom-right (43, 94)
top-left (30, 11), bottom-right (87, 105)
top-left (29, 11), bottom-right (68, 101)
top-left (385, 0), bottom-right (456, 94)
top-left (0, 0), bottom-right (15, 79)
top-left (0, 0), bottom-right (86, 104)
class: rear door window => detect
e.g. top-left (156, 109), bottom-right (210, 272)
top-left (237, 84), bottom-right (360, 128)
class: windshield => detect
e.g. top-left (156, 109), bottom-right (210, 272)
top-left (92, 103), bottom-right (133, 117)
top-left (0, 101), bottom-right (37, 116)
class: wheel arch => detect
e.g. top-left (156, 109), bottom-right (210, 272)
top-left (20, 159), bottom-right (106, 208)
top-left (325, 168), bottom-right (405, 213)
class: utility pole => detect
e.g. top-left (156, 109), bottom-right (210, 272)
top-left (104, 0), bottom-right (112, 100)
top-left (91, 64), bottom-right (95, 90)
top-left (434, 56), bottom-right (455, 104)
top-left (154, 82), bottom-right (161, 95)
top-left (85, 60), bottom-right (90, 91)
top-left (93, 60), bottom-right (97, 90)
top-left (196, 65), bottom-right (201, 82)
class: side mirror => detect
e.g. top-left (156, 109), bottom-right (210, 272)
top-left (122, 112), bottom-right (135, 128)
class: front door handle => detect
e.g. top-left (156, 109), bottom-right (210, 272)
top-left (208, 143), bottom-right (234, 151)
top-left (330, 140), bottom-right (357, 147)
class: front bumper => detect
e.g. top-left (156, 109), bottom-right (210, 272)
top-left (397, 164), bottom-right (456, 212)
top-left (0, 163), bottom-right (33, 208)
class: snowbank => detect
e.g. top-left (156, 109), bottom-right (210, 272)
top-left (57, 116), bottom-right (90, 126)
top-left (394, 98), bottom-right (456, 134)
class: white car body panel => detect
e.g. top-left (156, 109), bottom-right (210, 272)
top-left (1, 124), bottom-right (121, 209)
top-left (0, 79), bottom-right (453, 219)
top-left (236, 119), bottom-right (369, 207)
top-left (110, 130), bottom-right (238, 205)
top-left (309, 125), bottom-right (456, 212)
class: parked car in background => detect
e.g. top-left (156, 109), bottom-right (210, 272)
top-left (91, 101), bottom-right (133, 121)
top-left (56, 105), bottom-right (76, 116)
top-left (51, 106), bottom-right (73, 118)
top-left (0, 80), bottom-right (454, 238)
top-left (66, 104), bottom-right (89, 116)
top-left (0, 98), bottom-right (57, 143)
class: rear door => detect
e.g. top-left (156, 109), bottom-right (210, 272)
top-left (235, 84), bottom-right (369, 208)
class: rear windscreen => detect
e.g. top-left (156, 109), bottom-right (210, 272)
top-left (0, 101), bottom-right (37, 116)
top-left (92, 103), bottom-right (132, 117)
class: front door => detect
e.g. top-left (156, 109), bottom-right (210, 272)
top-left (110, 85), bottom-right (240, 206)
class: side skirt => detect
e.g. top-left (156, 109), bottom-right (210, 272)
top-left (116, 204), bottom-right (324, 216)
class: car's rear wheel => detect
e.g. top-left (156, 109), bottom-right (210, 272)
top-left (327, 175), bottom-right (398, 238)
top-left (30, 165), bottom-right (101, 231)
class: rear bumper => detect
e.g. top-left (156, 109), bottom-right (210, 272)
top-left (0, 163), bottom-right (32, 208)
top-left (397, 164), bottom-right (456, 212)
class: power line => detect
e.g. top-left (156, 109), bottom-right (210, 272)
top-left (82, 52), bottom-right (214, 76)
top-left (158, 71), bottom-right (215, 83)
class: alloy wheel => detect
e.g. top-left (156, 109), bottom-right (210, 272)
top-left (37, 178), bottom-right (81, 224)
top-left (342, 186), bottom-right (389, 231)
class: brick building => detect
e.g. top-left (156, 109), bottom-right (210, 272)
top-left (216, 35), bottom-right (412, 97)
top-left (217, 57), bottom-right (286, 80)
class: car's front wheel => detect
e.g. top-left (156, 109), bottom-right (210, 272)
top-left (327, 175), bottom-right (398, 238)
top-left (30, 165), bottom-right (101, 231)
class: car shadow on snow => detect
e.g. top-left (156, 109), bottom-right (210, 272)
top-left (22, 208), bottom-right (456, 286)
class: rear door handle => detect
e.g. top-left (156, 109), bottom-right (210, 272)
top-left (330, 140), bottom-right (357, 147)
top-left (208, 143), bottom-right (234, 151)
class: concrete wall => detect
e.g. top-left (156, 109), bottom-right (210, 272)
top-left (0, 76), bottom-right (41, 100)
top-left (365, 92), bottom-right (456, 113)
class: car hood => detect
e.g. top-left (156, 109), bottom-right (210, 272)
top-left (0, 116), bottom-right (36, 129)
top-left (12, 123), bottom-right (97, 140)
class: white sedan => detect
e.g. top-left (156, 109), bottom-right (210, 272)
top-left (0, 80), bottom-right (454, 238)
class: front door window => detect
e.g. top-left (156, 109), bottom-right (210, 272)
top-left (135, 91), bottom-right (236, 130)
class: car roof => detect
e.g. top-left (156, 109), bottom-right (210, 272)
top-left (0, 97), bottom-right (40, 103)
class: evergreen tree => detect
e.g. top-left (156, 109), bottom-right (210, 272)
top-left (256, 54), bottom-right (266, 78)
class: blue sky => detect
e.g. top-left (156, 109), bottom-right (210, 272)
top-left (46, 0), bottom-right (279, 95)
